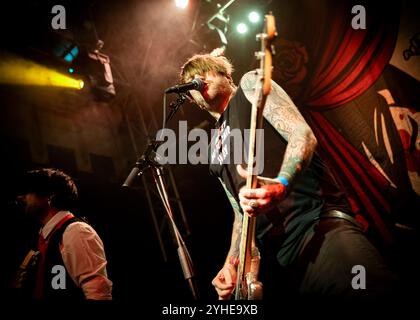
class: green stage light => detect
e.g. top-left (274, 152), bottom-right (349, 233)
top-left (236, 23), bottom-right (248, 34)
top-left (248, 11), bottom-right (260, 23)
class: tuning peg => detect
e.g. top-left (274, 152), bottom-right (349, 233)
top-left (254, 51), bottom-right (265, 60)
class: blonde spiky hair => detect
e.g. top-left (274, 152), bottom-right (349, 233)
top-left (180, 47), bottom-right (234, 84)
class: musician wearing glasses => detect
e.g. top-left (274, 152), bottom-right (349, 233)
top-left (14, 168), bottom-right (112, 300)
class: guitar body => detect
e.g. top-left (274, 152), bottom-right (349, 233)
top-left (13, 249), bottom-right (40, 289)
top-left (235, 13), bottom-right (277, 300)
top-left (235, 246), bottom-right (263, 300)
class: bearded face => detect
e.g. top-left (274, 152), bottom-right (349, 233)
top-left (189, 71), bottom-right (234, 115)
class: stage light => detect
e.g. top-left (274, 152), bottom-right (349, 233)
top-left (0, 57), bottom-right (84, 90)
top-left (59, 45), bottom-right (79, 63)
top-left (82, 50), bottom-right (116, 100)
top-left (236, 23), bottom-right (248, 34)
top-left (248, 11), bottom-right (260, 23)
top-left (175, 0), bottom-right (189, 9)
top-left (68, 68), bottom-right (74, 74)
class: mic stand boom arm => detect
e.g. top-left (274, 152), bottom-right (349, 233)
top-left (122, 93), bottom-right (187, 187)
top-left (123, 93), bottom-right (198, 300)
top-left (166, 92), bottom-right (187, 124)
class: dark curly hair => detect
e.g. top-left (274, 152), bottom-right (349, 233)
top-left (22, 168), bottom-right (78, 210)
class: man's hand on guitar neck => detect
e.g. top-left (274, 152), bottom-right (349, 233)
top-left (212, 257), bottom-right (238, 300)
top-left (236, 165), bottom-right (287, 217)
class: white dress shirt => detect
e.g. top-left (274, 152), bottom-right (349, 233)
top-left (40, 211), bottom-right (113, 300)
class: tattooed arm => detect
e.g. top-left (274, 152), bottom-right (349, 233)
top-left (217, 179), bottom-right (242, 263)
top-left (211, 179), bottom-right (242, 299)
top-left (235, 71), bottom-right (317, 216)
top-left (240, 71), bottom-right (317, 190)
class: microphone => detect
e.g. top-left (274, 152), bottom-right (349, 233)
top-left (122, 166), bottom-right (140, 188)
top-left (165, 78), bottom-right (204, 94)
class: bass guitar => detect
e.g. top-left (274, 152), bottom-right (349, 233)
top-left (235, 12), bottom-right (277, 300)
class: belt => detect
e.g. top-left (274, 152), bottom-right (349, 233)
top-left (319, 210), bottom-right (362, 229)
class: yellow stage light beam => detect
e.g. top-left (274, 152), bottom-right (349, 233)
top-left (0, 56), bottom-right (84, 89)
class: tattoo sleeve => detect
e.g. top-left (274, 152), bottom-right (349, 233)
top-left (219, 179), bottom-right (242, 264)
top-left (240, 71), bottom-right (318, 189)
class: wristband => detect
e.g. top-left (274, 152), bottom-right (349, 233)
top-left (275, 175), bottom-right (289, 187)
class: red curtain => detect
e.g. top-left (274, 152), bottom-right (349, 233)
top-left (299, 2), bottom-right (399, 243)
top-left (304, 111), bottom-right (395, 243)
top-left (303, 3), bottom-right (398, 109)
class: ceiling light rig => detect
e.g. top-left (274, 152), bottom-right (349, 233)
top-left (175, 0), bottom-right (189, 9)
top-left (206, 0), bottom-right (236, 46)
top-left (205, 1), bottom-right (264, 46)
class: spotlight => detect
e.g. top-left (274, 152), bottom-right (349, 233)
top-left (236, 23), bottom-right (248, 34)
top-left (248, 11), bottom-right (260, 23)
top-left (175, 0), bottom-right (189, 9)
top-left (0, 56), bottom-right (86, 90)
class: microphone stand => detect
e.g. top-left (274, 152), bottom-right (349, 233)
top-left (123, 93), bottom-right (198, 300)
top-left (165, 92), bottom-right (187, 124)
